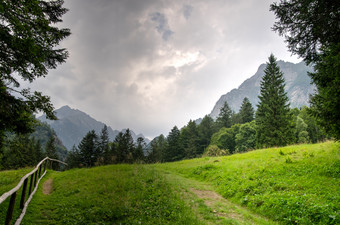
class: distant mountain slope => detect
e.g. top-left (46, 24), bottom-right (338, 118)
top-left (38, 105), bottom-right (149, 150)
top-left (210, 60), bottom-right (315, 118)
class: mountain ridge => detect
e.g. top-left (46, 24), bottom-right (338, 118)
top-left (38, 105), bottom-right (149, 150)
top-left (210, 60), bottom-right (315, 118)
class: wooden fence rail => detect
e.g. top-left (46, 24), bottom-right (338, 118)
top-left (0, 157), bottom-right (67, 225)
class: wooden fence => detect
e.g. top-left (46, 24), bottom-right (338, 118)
top-left (0, 157), bottom-right (67, 225)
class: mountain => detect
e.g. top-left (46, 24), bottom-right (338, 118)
top-left (210, 60), bottom-right (315, 119)
top-left (38, 105), bottom-right (149, 150)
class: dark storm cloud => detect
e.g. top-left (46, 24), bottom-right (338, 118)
top-left (30, 0), bottom-right (300, 138)
top-left (183, 4), bottom-right (193, 19)
top-left (150, 12), bottom-right (174, 41)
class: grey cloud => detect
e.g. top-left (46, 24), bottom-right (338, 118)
top-left (183, 4), bottom-right (193, 19)
top-left (150, 12), bottom-right (174, 41)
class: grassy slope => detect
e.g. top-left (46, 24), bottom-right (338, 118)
top-left (2, 142), bottom-right (338, 224)
top-left (157, 141), bottom-right (340, 224)
top-left (0, 167), bottom-right (34, 224)
top-left (21, 165), bottom-right (273, 225)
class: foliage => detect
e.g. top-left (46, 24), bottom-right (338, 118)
top-left (203, 145), bottom-right (228, 157)
top-left (216, 101), bottom-right (233, 129)
top-left (256, 54), bottom-right (294, 148)
top-left (210, 124), bottom-right (241, 154)
top-left (147, 134), bottom-right (167, 163)
top-left (271, 0), bottom-right (340, 140)
top-left (197, 115), bottom-right (217, 154)
top-left (165, 126), bottom-right (183, 162)
top-left (309, 43), bottom-right (340, 140)
top-left (0, 0), bottom-right (71, 144)
top-left (180, 120), bottom-right (200, 159)
top-left (67, 128), bottom-right (147, 168)
top-left (239, 97), bottom-right (254, 123)
top-left (158, 141), bottom-right (340, 224)
top-left (235, 121), bottom-right (257, 152)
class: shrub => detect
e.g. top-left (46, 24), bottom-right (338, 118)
top-left (203, 145), bottom-right (229, 157)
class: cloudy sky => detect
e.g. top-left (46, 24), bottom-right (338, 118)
top-left (29, 0), bottom-right (300, 138)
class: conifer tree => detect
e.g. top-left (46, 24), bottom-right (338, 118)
top-left (99, 125), bottom-right (110, 165)
top-left (78, 130), bottom-right (98, 167)
top-left (216, 101), bottom-right (233, 129)
top-left (239, 97), bottom-right (254, 123)
top-left (197, 115), bottom-right (216, 153)
top-left (134, 137), bottom-right (145, 162)
top-left (181, 120), bottom-right (199, 159)
top-left (165, 126), bottom-right (183, 162)
top-left (45, 135), bottom-right (59, 160)
top-left (256, 54), bottom-right (294, 148)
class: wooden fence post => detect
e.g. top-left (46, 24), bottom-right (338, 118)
top-left (28, 173), bottom-right (34, 196)
top-left (33, 171), bottom-right (37, 187)
top-left (20, 178), bottom-right (28, 209)
top-left (5, 192), bottom-right (17, 225)
top-left (38, 164), bottom-right (42, 178)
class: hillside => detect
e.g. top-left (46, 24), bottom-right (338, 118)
top-left (210, 61), bottom-right (314, 118)
top-left (7, 142), bottom-right (338, 224)
top-left (38, 105), bottom-right (149, 150)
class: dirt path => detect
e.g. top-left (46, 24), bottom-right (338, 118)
top-left (158, 169), bottom-right (277, 225)
top-left (42, 178), bottom-right (53, 195)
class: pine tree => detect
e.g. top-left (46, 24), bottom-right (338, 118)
top-left (134, 137), bottom-right (145, 162)
top-left (270, 0), bottom-right (340, 140)
top-left (256, 54), bottom-right (294, 148)
top-left (165, 126), bottom-right (183, 162)
top-left (45, 135), bottom-right (59, 160)
top-left (216, 101), bottom-right (233, 129)
top-left (181, 120), bottom-right (199, 159)
top-left (197, 115), bottom-right (216, 153)
top-left (114, 129), bottom-right (135, 163)
top-left (99, 125), bottom-right (110, 165)
top-left (239, 97), bottom-right (254, 123)
top-left (78, 130), bottom-right (98, 167)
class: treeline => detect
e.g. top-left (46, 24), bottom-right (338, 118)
top-left (0, 122), bottom-right (66, 170)
top-left (66, 126), bottom-right (146, 168)
top-left (147, 54), bottom-right (327, 162)
top-left (66, 55), bottom-right (328, 167)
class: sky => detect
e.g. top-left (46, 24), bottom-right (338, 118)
top-left (28, 0), bottom-right (300, 139)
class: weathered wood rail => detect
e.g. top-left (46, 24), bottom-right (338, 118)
top-left (0, 157), bottom-right (67, 225)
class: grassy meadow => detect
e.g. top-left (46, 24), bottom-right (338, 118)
top-left (0, 141), bottom-right (339, 224)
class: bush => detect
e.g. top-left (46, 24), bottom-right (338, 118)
top-left (203, 145), bottom-right (229, 157)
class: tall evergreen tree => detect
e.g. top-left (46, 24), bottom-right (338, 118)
top-left (256, 54), bottom-right (294, 148)
top-left (181, 120), bottom-right (199, 159)
top-left (147, 135), bottom-right (167, 163)
top-left (45, 135), bottom-right (59, 160)
top-left (98, 125), bottom-right (110, 165)
top-left (216, 101), bottom-right (233, 129)
top-left (165, 126), bottom-right (183, 162)
top-left (134, 137), bottom-right (145, 162)
top-left (114, 129), bottom-right (135, 163)
top-left (270, 0), bottom-right (340, 140)
top-left (78, 130), bottom-right (98, 167)
top-left (197, 115), bottom-right (217, 153)
top-left (239, 97), bottom-right (254, 123)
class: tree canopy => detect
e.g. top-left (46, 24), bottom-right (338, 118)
top-left (271, 0), bottom-right (340, 140)
top-left (0, 0), bottom-right (70, 143)
top-left (256, 54), bottom-right (294, 148)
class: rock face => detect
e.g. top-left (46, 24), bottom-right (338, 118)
top-left (210, 60), bottom-right (315, 119)
top-left (38, 105), bottom-right (149, 150)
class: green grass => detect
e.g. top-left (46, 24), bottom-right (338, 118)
top-left (21, 165), bottom-right (204, 224)
top-left (0, 167), bottom-right (33, 196)
top-left (2, 142), bottom-right (339, 224)
top-left (157, 141), bottom-right (340, 224)
top-left (0, 167), bottom-right (34, 224)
